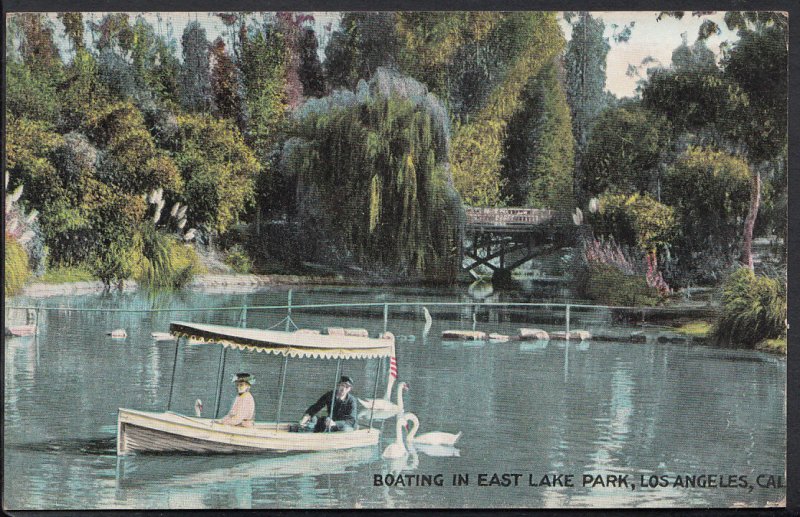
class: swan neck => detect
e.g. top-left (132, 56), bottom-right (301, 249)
top-left (397, 384), bottom-right (405, 411)
top-left (382, 375), bottom-right (396, 401)
top-left (395, 417), bottom-right (406, 446)
top-left (405, 414), bottom-right (419, 441)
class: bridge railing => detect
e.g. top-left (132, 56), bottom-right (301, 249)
top-left (465, 207), bottom-right (557, 226)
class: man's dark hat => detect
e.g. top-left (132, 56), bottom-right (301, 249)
top-left (340, 376), bottom-right (354, 387)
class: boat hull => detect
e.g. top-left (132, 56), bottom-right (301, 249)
top-left (117, 408), bottom-right (380, 455)
top-left (5, 325), bottom-right (36, 337)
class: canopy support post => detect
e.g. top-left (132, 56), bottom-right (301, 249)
top-left (275, 355), bottom-right (289, 423)
top-left (239, 304), bottom-right (248, 328)
top-left (286, 290), bottom-right (293, 332)
top-left (327, 359), bottom-right (342, 432)
top-left (368, 356), bottom-right (382, 430)
top-left (213, 346), bottom-right (227, 418)
top-left (565, 303), bottom-right (571, 341)
top-left (383, 303), bottom-right (389, 333)
top-left (166, 336), bottom-right (183, 411)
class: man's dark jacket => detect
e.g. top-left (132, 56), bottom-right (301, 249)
top-left (305, 391), bottom-right (358, 429)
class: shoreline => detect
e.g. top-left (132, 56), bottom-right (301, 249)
top-left (16, 273), bottom-right (356, 298)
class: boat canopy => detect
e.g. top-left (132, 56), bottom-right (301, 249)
top-left (169, 321), bottom-right (395, 359)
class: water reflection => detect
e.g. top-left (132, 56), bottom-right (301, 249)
top-left (4, 287), bottom-right (787, 509)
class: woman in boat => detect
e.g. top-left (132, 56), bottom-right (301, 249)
top-left (299, 376), bottom-right (358, 432)
top-left (217, 373), bottom-right (255, 427)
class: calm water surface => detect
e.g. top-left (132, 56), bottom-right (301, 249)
top-left (4, 286), bottom-right (786, 509)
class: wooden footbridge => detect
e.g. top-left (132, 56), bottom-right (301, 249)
top-left (464, 207), bottom-right (574, 282)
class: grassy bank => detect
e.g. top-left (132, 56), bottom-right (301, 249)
top-left (39, 266), bottom-right (96, 284)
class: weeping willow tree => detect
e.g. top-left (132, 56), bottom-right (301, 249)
top-left (283, 69), bottom-right (464, 282)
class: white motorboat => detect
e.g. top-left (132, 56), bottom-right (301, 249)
top-left (117, 321), bottom-right (396, 455)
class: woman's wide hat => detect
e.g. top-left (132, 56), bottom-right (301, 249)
top-left (232, 372), bottom-right (255, 385)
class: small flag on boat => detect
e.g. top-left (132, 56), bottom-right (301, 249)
top-left (390, 356), bottom-right (398, 379)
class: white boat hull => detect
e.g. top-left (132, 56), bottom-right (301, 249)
top-left (117, 408), bottom-right (380, 455)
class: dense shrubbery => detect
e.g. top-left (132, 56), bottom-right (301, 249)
top-left (5, 238), bottom-right (31, 296)
top-left (712, 268), bottom-right (786, 348)
top-left (662, 148), bottom-right (751, 286)
top-left (224, 244), bottom-right (253, 274)
top-left (577, 263), bottom-right (661, 307)
top-left (575, 237), bottom-right (663, 306)
top-left (590, 192), bottom-right (675, 252)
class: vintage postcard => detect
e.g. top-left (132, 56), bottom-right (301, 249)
top-left (4, 9), bottom-right (788, 510)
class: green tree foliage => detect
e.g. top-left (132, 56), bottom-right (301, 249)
top-left (58, 12), bottom-right (84, 51)
top-left (239, 21), bottom-right (288, 155)
top-left (723, 14), bottom-right (787, 269)
top-left (6, 116), bottom-right (65, 223)
top-left (284, 69), bottom-right (463, 281)
top-left (501, 59), bottom-right (574, 209)
top-left (442, 13), bottom-right (566, 206)
top-left (648, 11), bottom-right (787, 270)
top-left (86, 101), bottom-right (183, 194)
top-left (275, 12), bottom-right (309, 109)
top-left (210, 37), bottom-right (242, 120)
top-left (323, 12), bottom-right (568, 208)
top-left (582, 103), bottom-right (670, 197)
top-left (642, 39), bottom-right (746, 146)
top-left (6, 61), bottom-right (61, 124)
top-left (6, 14), bottom-right (63, 124)
top-left (713, 268), bottom-right (786, 348)
top-left (179, 21), bottom-right (213, 112)
top-left (60, 48), bottom-right (110, 131)
top-left (324, 12), bottom-right (400, 90)
top-left (662, 147), bottom-right (750, 285)
top-left (12, 13), bottom-right (63, 74)
top-left (130, 16), bottom-right (181, 107)
top-left (174, 114), bottom-right (261, 234)
top-left (564, 12), bottom-right (610, 203)
top-left (590, 192), bottom-right (675, 253)
top-left (298, 28), bottom-right (325, 97)
top-left (4, 238), bottom-right (31, 297)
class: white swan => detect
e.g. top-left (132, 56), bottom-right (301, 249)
top-left (359, 382), bottom-right (409, 421)
top-left (412, 443), bottom-right (461, 457)
top-left (423, 307), bottom-right (432, 335)
top-left (404, 412), bottom-right (462, 446)
top-left (382, 415), bottom-right (409, 458)
top-left (359, 380), bottom-right (408, 414)
top-left (194, 399), bottom-right (203, 417)
top-left (358, 366), bottom-right (396, 410)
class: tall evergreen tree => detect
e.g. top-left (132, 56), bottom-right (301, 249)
top-left (502, 58), bottom-right (575, 209)
top-left (564, 12), bottom-right (610, 204)
top-left (298, 28), bottom-right (325, 97)
top-left (179, 21), bottom-right (213, 113)
top-left (210, 37), bottom-right (242, 120)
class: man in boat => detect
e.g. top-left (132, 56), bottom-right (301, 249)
top-left (217, 373), bottom-right (255, 427)
top-left (299, 376), bottom-right (358, 432)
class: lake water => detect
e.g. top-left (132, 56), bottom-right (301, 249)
top-left (4, 286), bottom-right (786, 509)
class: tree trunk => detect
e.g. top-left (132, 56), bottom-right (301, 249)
top-left (740, 167), bottom-right (761, 270)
